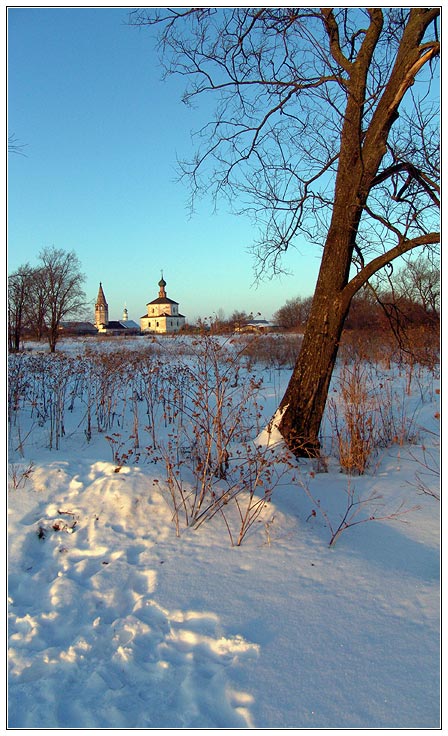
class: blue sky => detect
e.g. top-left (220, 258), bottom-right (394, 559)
top-left (7, 7), bottom-right (322, 323)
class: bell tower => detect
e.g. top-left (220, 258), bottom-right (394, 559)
top-left (95, 282), bottom-right (109, 329)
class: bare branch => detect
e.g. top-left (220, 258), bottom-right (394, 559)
top-left (344, 232), bottom-right (440, 304)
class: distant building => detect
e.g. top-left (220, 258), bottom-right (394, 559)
top-left (235, 319), bottom-right (276, 333)
top-left (59, 321), bottom-right (98, 336)
top-left (140, 275), bottom-right (186, 334)
top-left (94, 283), bottom-right (140, 335)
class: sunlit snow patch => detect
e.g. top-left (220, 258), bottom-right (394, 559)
top-left (255, 405), bottom-right (288, 449)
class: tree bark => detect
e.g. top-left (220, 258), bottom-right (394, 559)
top-left (278, 254), bottom-right (351, 456)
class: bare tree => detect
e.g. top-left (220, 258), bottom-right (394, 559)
top-left (132, 8), bottom-right (440, 455)
top-left (343, 286), bottom-right (382, 331)
top-left (230, 310), bottom-right (250, 331)
top-left (25, 268), bottom-right (48, 341)
top-left (394, 254), bottom-right (440, 319)
top-left (37, 247), bottom-right (87, 352)
top-left (8, 265), bottom-right (33, 351)
top-left (274, 296), bottom-right (313, 331)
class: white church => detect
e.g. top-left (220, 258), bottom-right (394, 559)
top-left (140, 275), bottom-right (186, 334)
top-left (94, 275), bottom-right (186, 335)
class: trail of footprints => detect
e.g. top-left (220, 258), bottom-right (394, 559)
top-left (9, 502), bottom-right (258, 728)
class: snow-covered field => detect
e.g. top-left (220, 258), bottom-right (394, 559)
top-left (7, 335), bottom-right (440, 728)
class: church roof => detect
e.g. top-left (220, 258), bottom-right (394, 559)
top-left (147, 296), bottom-right (179, 306)
top-left (121, 320), bottom-right (140, 329)
top-left (101, 320), bottom-right (139, 331)
top-left (59, 321), bottom-right (98, 333)
top-left (105, 321), bottom-right (126, 330)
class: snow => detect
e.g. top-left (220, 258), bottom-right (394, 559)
top-left (7, 335), bottom-right (440, 729)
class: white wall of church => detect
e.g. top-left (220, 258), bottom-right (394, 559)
top-left (140, 316), bottom-right (185, 334)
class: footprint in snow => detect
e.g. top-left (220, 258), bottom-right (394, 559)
top-left (9, 591), bottom-right (258, 728)
top-left (9, 516), bottom-right (258, 728)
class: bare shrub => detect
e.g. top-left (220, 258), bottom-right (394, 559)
top-left (339, 325), bottom-right (439, 373)
top-left (328, 362), bottom-right (377, 475)
top-left (328, 357), bottom-right (426, 475)
top-left (239, 333), bottom-right (302, 370)
top-left (8, 461), bottom-right (35, 490)
top-left (145, 335), bottom-right (293, 545)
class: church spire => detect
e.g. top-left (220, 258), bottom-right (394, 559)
top-left (95, 282), bottom-right (109, 328)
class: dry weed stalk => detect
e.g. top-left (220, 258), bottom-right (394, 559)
top-left (328, 361), bottom-right (377, 474)
top-left (300, 471), bottom-right (420, 547)
top-left (406, 433), bottom-right (440, 501)
top-left (8, 461), bottom-right (35, 490)
top-left (328, 357), bottom-right (424, 475)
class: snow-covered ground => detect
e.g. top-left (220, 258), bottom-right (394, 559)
top-left (7, 335), bottom-right (440, 728)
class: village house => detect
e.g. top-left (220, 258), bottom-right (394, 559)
top-left (235, 318), bottom-right (276, 333)
top-left (59, 321), bottom-right (98, 336)
top-left (140, 275), bottom-right (186, 334)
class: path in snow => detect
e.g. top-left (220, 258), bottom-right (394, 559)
top-left (8, 461), bottom-right (259, 728)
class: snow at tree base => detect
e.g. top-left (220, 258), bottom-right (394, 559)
top-left (8, 336), bottom-right (440, 728)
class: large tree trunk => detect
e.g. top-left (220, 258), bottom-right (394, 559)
top-left (277, 11), bottom-right (385, 457)
top-left (278, 247), bottom-right (352, 457)
top-left (48, 325), bottom-right (58, 353)
top-left (277, 77), bottom-right (365, 457)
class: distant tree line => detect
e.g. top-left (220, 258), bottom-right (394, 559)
top-left (274, 255), bottom-right (439, 333)
top-left (9, 247), bottom-right (438, 351)
top-left (8, 247), bottom-right (87, 352)
top-left (186, 253), bottom-right (439, 338)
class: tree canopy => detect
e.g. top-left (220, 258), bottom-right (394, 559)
top-left (132, 7), bottom-right (439, 279)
